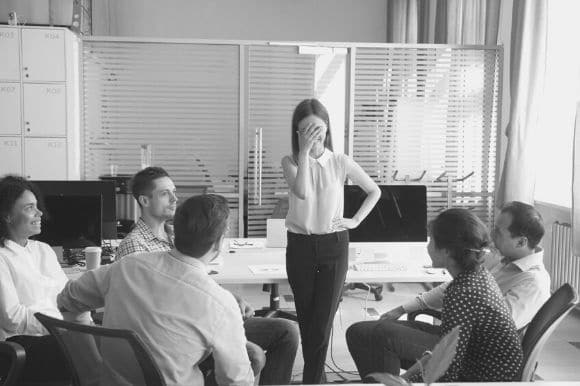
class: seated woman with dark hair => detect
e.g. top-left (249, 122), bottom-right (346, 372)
top-left (0, 175), bottom-right (71, 383)
top-left (347, 208), bottom-right (523, 383)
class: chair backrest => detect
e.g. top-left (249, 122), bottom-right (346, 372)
top-left (0, 341), bottom-right (25, 386)
top-left (519, 283), bottom-right (579, 381)
top-left (35, 313), bottom-right (166, 386)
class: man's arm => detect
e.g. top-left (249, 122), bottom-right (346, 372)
top-left (57, 264), bottom-right (113, 313)
top-left (211, 296), bottom-right (254, 386)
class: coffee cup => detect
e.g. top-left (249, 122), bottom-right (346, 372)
top-left (84, 246), bottom-right (102, 270)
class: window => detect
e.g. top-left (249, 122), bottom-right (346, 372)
top-left (351, 46), bottom-right (501, 227)
top-left (534, 0), bottom-right (580, 208)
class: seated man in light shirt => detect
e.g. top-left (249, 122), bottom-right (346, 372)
top-left (346, 201), bottom-right (550, 379)
top-left (116, 167), bottom-right (298, 385)
top-left (58, 194), bottom-right (255, 386)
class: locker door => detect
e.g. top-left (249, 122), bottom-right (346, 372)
top-left (23, 84), bottom-right (66, 137)
top-left (21, 29), bottom-right (65, 82)
top-left (0, 137), bottom-right (23, 176)
top-left (24, 138), bottom-right (67, 180)
top-left (0, 28), bottom-right (20, 81)
top-left (0, 83), bottom-right (21, 135)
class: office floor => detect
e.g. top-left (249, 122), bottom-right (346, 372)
top-left (223, 282), bottom-right (580, 384)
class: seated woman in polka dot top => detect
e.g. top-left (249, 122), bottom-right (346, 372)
top-left (407, 208), bottom-right (523, 383)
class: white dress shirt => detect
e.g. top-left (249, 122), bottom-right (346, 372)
top-left (0, 239), bottom-right (68, 340)
top-left (58, 251), bottom-right (254, 386)
top-left (402, 248), bottom-right (550, 330)
top-left (285, 149), bottom-right (349, 234)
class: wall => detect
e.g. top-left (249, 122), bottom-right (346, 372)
top-left (536, 201), bottom-right (572, 278)
top-left (92, 0), bottom-right (388, 42)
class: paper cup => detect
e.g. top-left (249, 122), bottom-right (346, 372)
top-left (84, 247), bottom-right (102, 270)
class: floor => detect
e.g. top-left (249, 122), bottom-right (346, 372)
top-left (223, 282), bottom-right (580, 384)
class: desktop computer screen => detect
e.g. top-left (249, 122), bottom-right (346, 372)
top-left (344, 185), bottom-right (427, 242)
top-left (36, 195), bottom-right (102, 248)
top-left (31, 181), bottom-right (117, 248)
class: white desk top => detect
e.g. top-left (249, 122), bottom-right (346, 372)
top-left (64, 238), bottom-right (448, 284)
top-left (213, 238), bottom-right (448, 284)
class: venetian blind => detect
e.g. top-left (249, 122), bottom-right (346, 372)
top-left (82, 40), bottom-right (240, 235)
top-left (245, 45), bottom-right (315, 237)
top-left (352, 46), bottom-right (501, 227)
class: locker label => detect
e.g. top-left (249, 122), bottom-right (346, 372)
top-left (2, 140), bottom-right (18, 147)
top-left (0, 31), bottom-right (15, 39)
top-left (48, 142), bottom-right (63, 148)
top-left (44, 32), bottom-right (61, 40)
top-left (45, 87), bottom-right (62, 94)
top-left (0, 86), bottom-right (16, 93)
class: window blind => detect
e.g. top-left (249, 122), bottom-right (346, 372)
top-left (82, 40), bottom-right (240, 235)
top-left (245, 45), bottom-right (315, 237)
top-left (352, 46), bottom-right (501, 227)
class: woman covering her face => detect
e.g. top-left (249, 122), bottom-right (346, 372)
top-left (281, 98), bottom-right (381, 384)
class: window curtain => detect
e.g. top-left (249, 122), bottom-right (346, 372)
top-left (573, 102), bottom-right (580, 256)
top-left (496, 0), bottom-right (548, 206)
top-left (386, 0), bottom-right (501, 44)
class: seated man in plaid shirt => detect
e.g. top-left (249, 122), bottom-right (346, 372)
top-left (117, 167), bottom-right (299, 386)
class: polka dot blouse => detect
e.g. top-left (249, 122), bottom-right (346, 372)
top-left (415, 266), bottom-right (523, 382)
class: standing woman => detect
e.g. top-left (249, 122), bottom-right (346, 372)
top-left (0, 176), bottom-right (71, 383)
top-left (282, 99), bottom-right (380, 384)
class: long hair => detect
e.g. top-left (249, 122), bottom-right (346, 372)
top-left (290, 98), bottom-right (333, 161)
top-left (429, 208), bottom-right (491, 271)
top-left (0, 175), bottom-right (40, 247)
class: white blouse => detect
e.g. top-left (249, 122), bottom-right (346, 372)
top-left (284, 149), bottom-right (350, 234)
top-left (0, 239), bottom-right (67, 340)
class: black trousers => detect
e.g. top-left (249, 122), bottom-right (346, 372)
top-left (286, 230), bottom-right (349, 384)
top-left (0, 335), bottom-right (71, 383)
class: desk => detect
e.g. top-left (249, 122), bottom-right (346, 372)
top-left (63, 238), bottom-right (448, 312)
top-left (215, 238), bottom-right (448, 284)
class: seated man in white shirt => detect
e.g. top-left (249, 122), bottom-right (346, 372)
top-left (116, 167), bottom-right (298, 385)
top-left (346, 201), bottom-right (550, 379)
top-left (58, 194), bottom-right (255, 386)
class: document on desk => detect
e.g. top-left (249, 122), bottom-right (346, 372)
top-left (248, 264), bottom-right (285, 275)
top-left (229, 239), bottom-right (265, 249)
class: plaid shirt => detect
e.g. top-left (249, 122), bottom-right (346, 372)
top-left (116, 218), bottom-right (174, 259)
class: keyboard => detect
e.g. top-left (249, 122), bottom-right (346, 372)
top-left (353, 262), bottom-right (407, 272)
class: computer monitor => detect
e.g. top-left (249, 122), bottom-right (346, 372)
top-left (31, 181), bottom-right (117, 248)
top-left (344, 185), bottom-right (427, 242)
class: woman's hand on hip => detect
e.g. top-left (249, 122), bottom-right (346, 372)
top-left (331, 217), bottom-right (359, 232)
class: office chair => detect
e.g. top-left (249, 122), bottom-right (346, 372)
top-left (407, 283), bottom-right (579, 382)
top-left (0, 341), bottom-right (25, 386)
top-left (34, 313), bottom-right (166, 386)
top-left (519, 283), bottom-right (578, 381)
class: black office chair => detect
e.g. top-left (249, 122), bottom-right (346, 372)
top-left (34, 313), bottom-right (166, 386)
top-left (0, 341), bottom-right (26, 386)
top-left (407, 283), bottom-right (579, 382)
top-left (519, 283), bottom-right (578, 381)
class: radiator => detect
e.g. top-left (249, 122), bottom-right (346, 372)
top-left (550, 222), bottom-right (580, 292)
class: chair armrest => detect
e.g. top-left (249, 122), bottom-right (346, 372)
top-left (0, 341), bottom-right (26, 386)
top-left (407, 309), bottom-right (442, 322)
